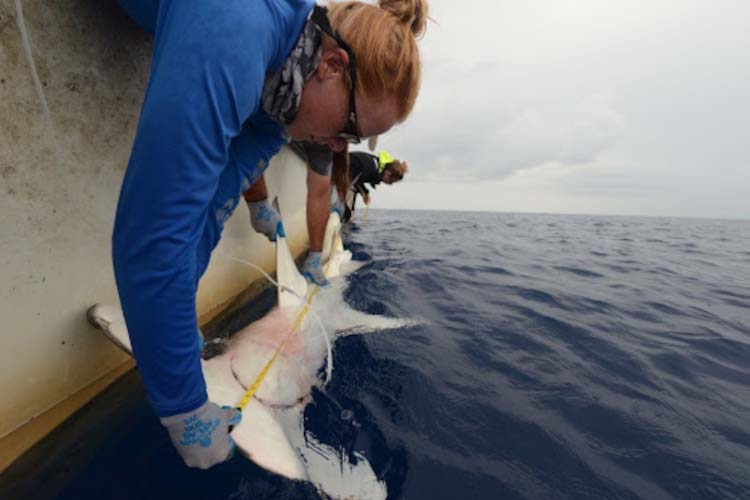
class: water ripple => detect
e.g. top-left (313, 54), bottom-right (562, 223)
top-left (343, 211), bottom-right (750, 499)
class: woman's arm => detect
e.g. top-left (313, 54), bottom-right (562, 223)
top-left (306, 168), bottom-right (331, 252)
top-left (112, 0), bottom-right (279, 418)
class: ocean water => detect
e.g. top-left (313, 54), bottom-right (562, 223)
top-left (15, 210), bottom-right (750, 499)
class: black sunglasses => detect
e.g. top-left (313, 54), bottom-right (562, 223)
top-left (311, 6), bottom-right (361, 144)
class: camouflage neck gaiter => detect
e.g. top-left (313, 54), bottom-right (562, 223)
top-left (261, 12), bottom-right (323, 125)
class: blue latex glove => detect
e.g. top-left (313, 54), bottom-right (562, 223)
top-left (302, 251), bottom-right (328, 286)
top-left (247, 199), bottom-right (282, 241)
top-left (160, 401), bottom-right (242, 469)
top-left (331, 199), bottom-right (345, 220)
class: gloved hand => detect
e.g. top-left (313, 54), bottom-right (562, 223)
top-left (247, 199), bottom-right (282, 241)
top-left (302, 251), bottom-right (328, 286)
top-left (160, 401), bottom-right (242, 469)
top-left (331, 198), bottom-right (345, 220)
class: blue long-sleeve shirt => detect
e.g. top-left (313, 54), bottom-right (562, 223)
top-left (113, 0), bottom-right (314, 417)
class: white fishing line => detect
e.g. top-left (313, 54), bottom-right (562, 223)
top-left (230, 256), bottom-right (297, 299)
top-left (305, 307), bottom-right (334, 386)
top-left (15, 0), bottom-right (64, 169)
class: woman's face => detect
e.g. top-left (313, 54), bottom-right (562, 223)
top-left (287, 44), bottom-right (399, 152)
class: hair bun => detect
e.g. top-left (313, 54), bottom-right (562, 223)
top-left (379, 0), bottom-right (428, 37)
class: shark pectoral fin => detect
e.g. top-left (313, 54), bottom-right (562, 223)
top-left (231, 399), bottom-right (309, 481)
top-left (203, 355), bottom-right (308, 481)
top-left (308, 284), bottom-right (423, 337)
top-left (87, 303), bottom-right (133, 355)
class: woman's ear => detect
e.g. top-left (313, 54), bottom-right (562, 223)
top-left (316, 47), bottom-right (350, 80)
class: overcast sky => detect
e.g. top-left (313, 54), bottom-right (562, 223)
top-left (352, 0), bottom-right (750, 219)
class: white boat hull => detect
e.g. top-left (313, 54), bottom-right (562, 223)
top-left (0, 1), bottom-right (309, 469)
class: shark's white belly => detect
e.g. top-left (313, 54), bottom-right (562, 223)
top-left (87, 212), bottom-right (408, 499)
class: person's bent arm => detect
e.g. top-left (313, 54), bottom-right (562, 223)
top-left (301, 167), bottom-right (332, 286)
top-left (295, 142), bottom-right (333, 285)
top-left (243, 175), bottom-right (269, 202)
top-left (243, 174), bottom-right (283, 241)
top-left (112, 1), bottom-right (284, 467)
top-left (353, 183), bottom-right (370, 205)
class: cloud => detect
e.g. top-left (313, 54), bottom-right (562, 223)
top-left (355, 0), bottom-right (750, 218)
top-left (377, 60), bottom-right (625, 183)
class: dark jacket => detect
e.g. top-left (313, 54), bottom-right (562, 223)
top-left (349, 152), bottom-right (382, 197)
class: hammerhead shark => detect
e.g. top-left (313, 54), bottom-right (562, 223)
top-left (88, 212), bottom-right (415, 499)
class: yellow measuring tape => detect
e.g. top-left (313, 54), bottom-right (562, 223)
top-left (235, 285), bottom-right (321, 410)
top-left (235, 232), bottom-right (342, 411)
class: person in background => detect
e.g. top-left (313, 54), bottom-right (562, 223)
top-left (111, 0), bottom-right (428, 469)
top-left (243, 141), bottom-right (345, 287)
top-left (245, 145), bottom-right (407, 265)
top-left (343, 150), bottom-right (408, 221)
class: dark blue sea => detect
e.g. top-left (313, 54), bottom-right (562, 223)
top-left (7, 211), bottom-right (750, 500)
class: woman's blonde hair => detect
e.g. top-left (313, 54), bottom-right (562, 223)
top-left (329, 0), bottom-right (428, 122)
top-left (332, 146), bottom-right (351, 200)
top-left (329, 1), bottom-right (426, 200)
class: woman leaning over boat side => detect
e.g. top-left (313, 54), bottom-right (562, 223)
top-left (243, 0), bottom-right (428, 285)
top-left (111, 0), bottom-right (428, 469)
